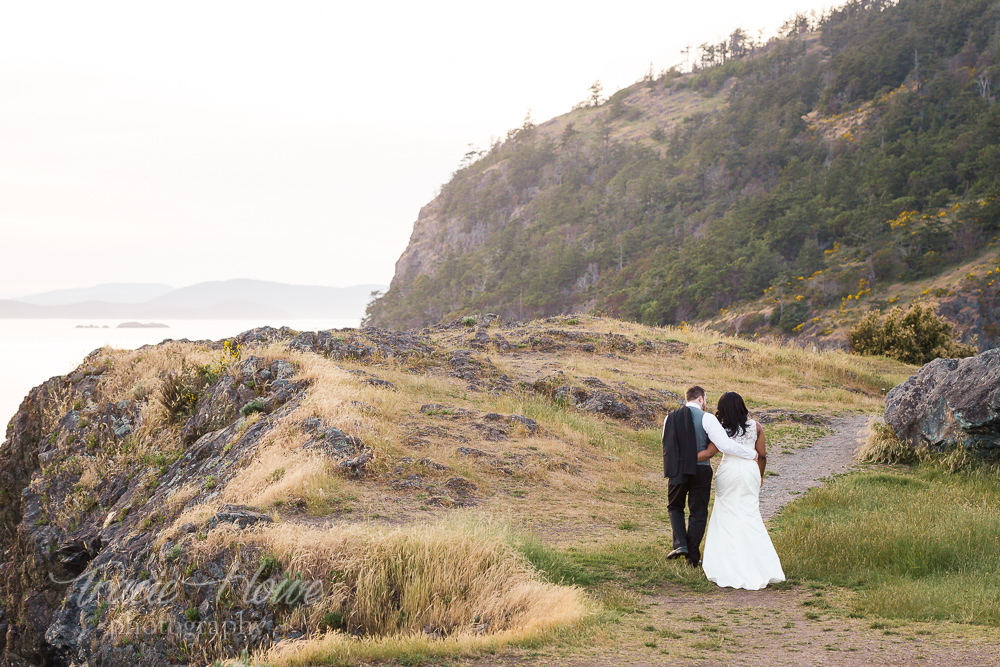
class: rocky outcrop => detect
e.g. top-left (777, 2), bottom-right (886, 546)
top-left (530, 370), bottom-right (680, 428)
top-left (937, 289), bottom-right (1000, 351)
top-left (884, 348), bottom-right (1000, 454)
top-left (0, 328), bottom-right (376, 667)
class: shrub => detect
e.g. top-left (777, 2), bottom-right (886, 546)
top-left (849, 305), bottom-right (976, 365)
top-left (778, 301), bottom-right (810, 333)
top-left (240, 399), bottom-right (266, 417)
top-left (461, 316), bottom-right (477, 327)
top-left (157, 368), bottom-right (200, 418)
top-left (319, 611), bottom-right (345, 631)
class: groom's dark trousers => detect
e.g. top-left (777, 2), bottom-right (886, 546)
top-left (667, 467), bottom-right (712, 565)
top-left (663, 404), bottom-right (712, 566)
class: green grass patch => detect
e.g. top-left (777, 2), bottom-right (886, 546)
top-left (518, 537), bottom-right (713, 593)
top-left (516, 535), bottom-right (598, 587)
top-left (771, 460), bottom-right (1000, 625)
top-left (766, 423), bottom-right (832, 449)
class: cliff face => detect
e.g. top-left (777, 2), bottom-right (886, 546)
top-left (0, 334), bottom-right (320, 666)
top-left (370, 81), bottom-right (730, 331)
top-left (367, 0), bottom-right (1000, 343)
top-left (0, 327), bottom-right (456, 666)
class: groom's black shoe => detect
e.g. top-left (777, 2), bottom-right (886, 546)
top-left (666, 547), bottom-right (689, 560)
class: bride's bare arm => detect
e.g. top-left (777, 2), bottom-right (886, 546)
top-left (697, 443), bottom-right (719, 462)
top-left (755, 422), bottom-right (767, 482)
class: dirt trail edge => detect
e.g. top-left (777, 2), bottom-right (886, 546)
top-left (759, 413), bottom-right (869, 521)
top-left (467, 414), bottom-right (999, 667)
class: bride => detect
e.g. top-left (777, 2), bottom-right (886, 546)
top-left (697, 391), bottom-right (785, 590)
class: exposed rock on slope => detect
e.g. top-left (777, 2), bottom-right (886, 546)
top-left (0, 345), bottom-right (326, 666)
top-left (885, 348), bottom-right (1000, 454)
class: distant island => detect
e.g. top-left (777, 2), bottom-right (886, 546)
top-left (74, 325), bottom-right (110, 329)
top-left (117, 322), bottom-right (169, 329)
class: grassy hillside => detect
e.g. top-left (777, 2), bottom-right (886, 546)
top-left (707, 247), bottom-right (1000, 348)
top-left (367, 0), bottom-right (1000, 345)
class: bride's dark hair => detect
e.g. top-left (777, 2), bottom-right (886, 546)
top-left (716, 391), bottom-right (750, 437)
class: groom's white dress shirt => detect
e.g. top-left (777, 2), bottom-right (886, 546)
top-left (684, 401), bottom-right (758, 460)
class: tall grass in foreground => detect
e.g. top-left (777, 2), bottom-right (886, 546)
top-left (207, 519), bottom-right (590, 666)
top-left (770, 461), bottom-right (1000, 624)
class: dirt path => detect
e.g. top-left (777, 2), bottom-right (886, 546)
top-left (471, 584), bottom-right (998, 666)
top-left (463, 414), bottom-right (1000, 667)
top-left (759, 414), bottom-right (869, 521)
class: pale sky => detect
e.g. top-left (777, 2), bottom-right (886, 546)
top-left (0, 0), bottom-right (825, 298)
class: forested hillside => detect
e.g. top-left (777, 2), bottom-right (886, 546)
top-left (366, 0), bottom-right (1000, 345)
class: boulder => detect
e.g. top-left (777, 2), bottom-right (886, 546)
top-left (581, 393), bottom-right (632, 420)
top-left (884, 349), bottom-right (1000, 454)
top-left (208, 505), bottom-right (273, 530)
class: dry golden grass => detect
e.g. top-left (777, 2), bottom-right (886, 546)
top-left (157, 486), bottom-right (215, 545)
top-left (602, 319), bottom-right (909, 413)
top-left (96, 342), bottom-right (220, 406)
top-left (78, 317), bottom-right (914, 549)
top-left (856, 418), bottom-right (919, 464)
top-left (856, 417), bottom-right (977, 473)
top-left (93, 317), bottom-right (909, 536)
top-left (259, 619), bottom-right (595, 667)
top-left (77, 458), bottom-right (101, 490)
top-left (222, 441), bottom-right (352, 514)
top-left (198, 518), bottom-right (591, 665)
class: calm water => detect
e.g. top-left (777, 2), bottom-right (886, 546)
top-left (0, 318), bottom-right (359, 428)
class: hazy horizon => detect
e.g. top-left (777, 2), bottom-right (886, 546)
top-left (4, 278), bottom-right (387, 302)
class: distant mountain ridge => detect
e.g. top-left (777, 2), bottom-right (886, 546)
top-left (16, 283), bottom-right (177, 306)
top-left (1, 280), bottom-right (385, 320)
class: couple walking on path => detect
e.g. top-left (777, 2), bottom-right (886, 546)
top-left (662, 386), bottom-right (785, 590)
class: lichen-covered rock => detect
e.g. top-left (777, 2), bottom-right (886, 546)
top-left (286, 327), bottom-right (435, 361)
top-left (508, 414), bottom-right (539, 434)
top-left (531, 371), bottom-right (668, 427)
top-left (581, 393), bottom-right (632, 420)
top-left (207, 505), bottom-right (273, 530)
top-left (884, 348), bottom-right (1000, 454)
top-left (448, 350), bottom-right (512, 393)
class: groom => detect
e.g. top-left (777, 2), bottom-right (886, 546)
top-left (662, 386), bottom-right (758, 567)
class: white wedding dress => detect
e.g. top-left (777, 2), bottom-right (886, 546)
top-left (702, 419), bottom-right (785, 589)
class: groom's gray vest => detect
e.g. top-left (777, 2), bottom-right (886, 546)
top-left (687, 405), bottom-right (711, 467)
